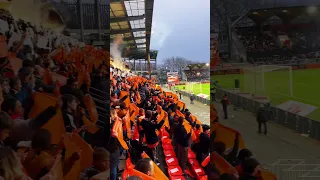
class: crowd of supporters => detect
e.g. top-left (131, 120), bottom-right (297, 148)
top-left (237, 29), bottom-right (277, 52)
top-left (0, 8), bottom-right (111, 180)
top-left (236, 24), bottom-right (320, 65)
top-left (184, 70), bottom-right (210, 82)
top-left (110, 67), bottom-right (213, 179)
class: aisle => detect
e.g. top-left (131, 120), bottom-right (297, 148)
top-left (213, 102), bottom-right (320, 165)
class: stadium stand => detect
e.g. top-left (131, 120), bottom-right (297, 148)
top-left (0, 4), bottom-right (110, 180)
top-left (110, 66), bottom-right (212, 179)
top-left (183, 63), bottom-right (210, 82)
top-left (233, 6), bottom-right (320, 65)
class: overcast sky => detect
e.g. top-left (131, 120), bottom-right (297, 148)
top-left (150, 0), bottom-right (210, 64)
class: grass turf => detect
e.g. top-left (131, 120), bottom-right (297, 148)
top-left (211, 69), bottom-right (320, 121)
top-left (174, 83), bottom-right (210, 97)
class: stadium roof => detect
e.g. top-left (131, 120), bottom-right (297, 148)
top-left (234, 5), bottom-right (320, 25)
top-left (110, 0), bottom-right (156, 61)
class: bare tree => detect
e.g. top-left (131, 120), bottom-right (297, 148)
top-left (162, 56), bottom-right (193, 72)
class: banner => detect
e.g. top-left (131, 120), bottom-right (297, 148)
top-left (166, 72), bottom-right (179, 85)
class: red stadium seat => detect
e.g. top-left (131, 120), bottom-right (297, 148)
top-left (170, 176), bottom-right (186, 180)
top-left (191, 165), bottom-right (206, 176)
top-left (168, 166), bottom-right (183, 176)
top-left (165, 157), bottom-right (179, 166)
top-left (188, 149), bottom-right (196, 159)
top-left (188, 159), bottom-right (200, 166)
top-left (162, 143), bottom-right (174, 150)
top-left (198, 175), bottom-right (208, 180)
top-left (162, 138), bottom-right (172, 144)
top-left (163, 149), bottom-right (176, 157)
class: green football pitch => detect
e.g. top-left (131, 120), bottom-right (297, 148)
top-left (211, 69), bottom-right (320, 121)
top-left (174, 83), bottom-right (210, 98)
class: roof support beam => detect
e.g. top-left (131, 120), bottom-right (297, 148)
top-left (110, 15), bottom-right (145, 23)
top-left (111, 36), bottom-right (146, 41)
top-left (66, 29), bottom-right (109, 34)
top-left (125, 42), bottom-right (145, 46)
top-left (111, 28), bottom-right (145, 34)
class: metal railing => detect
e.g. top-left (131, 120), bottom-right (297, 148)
top-left (61, 2), bottom-right (109, 30)
top-left (216, 88), bottom-right (320, 141)
top-left (89, 87), bottom-right (109, 128)
top-left (264, 159), bottom-right (320, 180)
top-left (173, 90), bottom-right (211, 105)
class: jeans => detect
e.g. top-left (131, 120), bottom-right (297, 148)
top-left (177, 144), bottom-right (188, 171)
top-left (110, 150), bottom-right (120, 180)
top-left (223, 107), bottom-right (228, 119)
top-left (147, 146), bottom-right (157, 161)
top-left (211, 93), bottom-right (216, 101)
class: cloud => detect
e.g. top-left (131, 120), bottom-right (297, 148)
top-left (150, 21), bottom-right (172, 50)
top-left (150, 0), bottom-right (210, 63)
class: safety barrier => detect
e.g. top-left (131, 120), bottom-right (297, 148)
top-left (215, 88), bottom-right (320, 141)
top-left (264, 159), bottom-right (320, 180)
top-left (177, 90), bottom-right (211, 105)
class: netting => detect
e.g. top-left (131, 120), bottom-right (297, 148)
top-left (185, 82), bottom-right (203, 94)
top-left (243, 65), bottom-right (292, 97)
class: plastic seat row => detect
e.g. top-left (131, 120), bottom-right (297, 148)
top-left (161, 129), bottom-right (207, 180)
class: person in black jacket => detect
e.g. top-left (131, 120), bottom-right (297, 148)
top-left (174, 116), bottom-right (191, 171)
top-left (257, 103), bottom-right (272, 135)
top-left (238, 158), bottom-right (260, 180)
top-left (198, 124), bottom-right (210, 163)
top-left (140, 110), bottom-right (165, 161)
top-left (60, 78), bottom-right (78, 95)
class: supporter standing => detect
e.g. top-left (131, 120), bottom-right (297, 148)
top-left (140, 110), bottom-right (165, 162)
top-left (221, 94), bottom-right (229, 119)
top-left (256, 103), bottom-right (272, 135)
top-left (190, 93), bottom-right (195, 104)
top-left (174, 116), bottom-right (191, 171)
